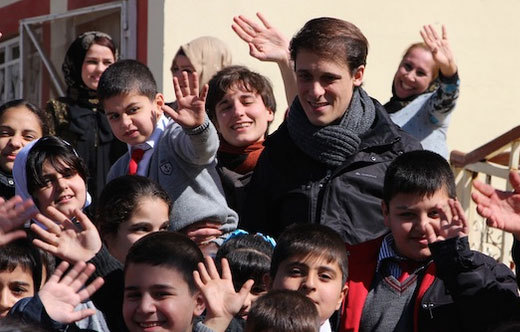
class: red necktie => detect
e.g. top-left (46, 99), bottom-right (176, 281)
top-left (128, 149), bottom-right (145, 175)
top-left (398, 260), bottom-right (419, 283)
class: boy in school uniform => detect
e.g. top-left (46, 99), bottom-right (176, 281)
top-left (195, 223), bottom-right (349, 332)
top-left (341, 150), bottom-right (518, 332)
top-left (97, 59), bottom-right (237, 248)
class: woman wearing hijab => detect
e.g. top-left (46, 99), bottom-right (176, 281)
top-left (46, 31), bottom-right (126, 201)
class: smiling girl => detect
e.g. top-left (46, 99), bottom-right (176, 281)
top-left (0, 100), bottom-right (48, 199)
top-left (47, 31), bottom-right (126, 201)
top-left (385, 25), bottom-right (459, 159)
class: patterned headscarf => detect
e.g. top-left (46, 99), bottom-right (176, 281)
top-left (173, 36), bottom-right (232, 89)
top-left (62, 31), bottom-right (117, 91)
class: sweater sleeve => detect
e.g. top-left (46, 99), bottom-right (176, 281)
top-left (87, 245), bottom-right (127, 332)
top-left (170, 117), bottom-right (220, 166)
top-left (424, 71), bottom-right (460, 125)
top-left (430, 236), bottom-right (520, 328)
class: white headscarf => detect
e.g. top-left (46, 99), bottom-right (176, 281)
top-left (13, 138), bottom-right (92, 214)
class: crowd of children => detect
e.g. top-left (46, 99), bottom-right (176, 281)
top-left (0, 11), bottom-right (517, 332)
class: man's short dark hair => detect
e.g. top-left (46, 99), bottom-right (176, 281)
top-left (98, 59), bottom-right (158, 104)
top-left (383, 150), bottom-right (456, 205)
top-left (271, 224), bottom-right (348, 284)
top-left (124, 231), bottom-right (203, 294)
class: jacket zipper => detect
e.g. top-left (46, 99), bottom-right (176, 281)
top-left (314, 170), bottom-right (332, 223)
top-left (422, 302), bottom-right (434, 319)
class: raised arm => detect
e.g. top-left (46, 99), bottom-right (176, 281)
top-left (471, 171), bottom-right (520, 238)
top-left (194, 256), bottom-right (253, 332)
top-left (0, 196), bottom-right (37, 245)
top-left (232, 12), bottom-right (297, 105)
top-left (420, 24), bottom-right (457, 78)
top-left (39, 261), bottom-right (104, 324)
top-left (30, 207), bottom-right (102, 263)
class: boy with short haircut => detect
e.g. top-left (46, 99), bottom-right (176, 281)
top-left (195, 223), bottom-right (348, 332)
top-left (341, 150), bottom-right (518, 332)
top-left (123, 231), bottom-right (219, 332)
top-left (205, 65), bottom-right (276, 216)
top-left (245, 289), bottom-right (320, 332)
top-left (98, 59), bottom-right (237, 247)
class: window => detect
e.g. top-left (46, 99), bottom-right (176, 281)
top-left (0, 37), bottom-right (21, 104)
top-left (19, 1), bottom-right (135, 106)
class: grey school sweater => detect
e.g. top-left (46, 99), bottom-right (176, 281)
top-left (107, 117), bottom-right (238, 241)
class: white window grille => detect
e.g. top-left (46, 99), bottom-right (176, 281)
top-left (0, 37), bottom-right (21, 104)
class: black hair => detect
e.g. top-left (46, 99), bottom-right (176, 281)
top-left (97, 59), bottom-right (157, 104)
top-left (271, 223), bottom-right (348, 284)
top-left (26, 136), bottom-right (88, 202)
top-left (0, 99), bottom-right (49, 136)
top-left (0, 238), bottom-right (53, 293)
top-left (383, 150), bottom-right (456, 205)
top-left (206, 65), bottom-right (276, 130)
top-left (216, 233), bottom-right (274, 292)
top-left (290, 17), bottom-right (368, 75)
top-left (124, 231), bottom-right (203, 294)
top-left (95, 175), bottom-right (172, 239)
top-left (245, 289), bottom-right (320, 332)
top-left (0, 318), bottom-right (47, 332)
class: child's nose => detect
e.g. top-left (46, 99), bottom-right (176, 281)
top-left (137, 294), bottom-right (155, 314)
top-left (0, 290), bottom-right (13, 315)
top-left (8, 135), bottom-right (23, 148)
top-left (301, 274), bottom-right (317, 291)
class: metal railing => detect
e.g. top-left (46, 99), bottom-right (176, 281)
top-left (450, 125), bottom-right (520, 266)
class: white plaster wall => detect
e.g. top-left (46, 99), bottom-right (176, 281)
top-left (147, 0), bottom-right (520, 155)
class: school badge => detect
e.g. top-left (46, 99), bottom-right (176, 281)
top-left (160, 162), bottom-right (173, 175)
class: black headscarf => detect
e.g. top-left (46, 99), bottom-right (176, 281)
top-left (62, 31), bottom-right (117, 105)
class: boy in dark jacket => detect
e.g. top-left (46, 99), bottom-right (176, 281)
top-left (341, 150), bottom-right (518, 332)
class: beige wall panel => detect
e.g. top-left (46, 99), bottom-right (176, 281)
top-left (150, 0), bottom-right (520, 154)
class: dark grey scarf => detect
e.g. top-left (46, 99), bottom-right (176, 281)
top-left (287, 87), bottom-right (376, 167)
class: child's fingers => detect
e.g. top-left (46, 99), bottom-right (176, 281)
top-left (173, 77), bottom-right (183, 100)
top-left (197, 261), bottom-right (211, 284)
top-left (471, 191), bottom-right (491, 211)
top-left (509, 171), bottom-right (520, 192)
top-left (472, 179), bottom-right (496, 197)
top-left (70, 263), bottom-right (96, 293)
top-left (238, 279), bottom-right (254, 298)
top-left (48, 261), bottom-right (70, 283)
top-left (256, 12), bottom-right (271, 29)
top-left (73, 208), bottom-right (95, 230)
top-left (204, 255), bottom-right (220, 279)
top-left (32, 238), bottom-right (60, 256)
top-left (441, 24), bottom-right (448, 40)
top-left (68, 308), bottom-right (97, 323)
top-left (181, 71), bottom-right (191, 96)
top-left (220, 258), bottom-right (232, 280)
top-left (30, 222), bottom-right (60, 245)
top-left (78, 277), bottom-right (104, 302)
top-left (0, 230), bottom-right (26, 245)
top-left (61, 261), bottom-right (86, 287)
top-left (193, 270), bottom-right (204, 290)
top-left (424, 222), bottom-right (439, 243)
top-left (199, 84), bottom-right (209, 102)
top-left (191, 72), bottom-right (200, 97)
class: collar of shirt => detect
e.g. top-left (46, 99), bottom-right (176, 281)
top-left (376, 234), bottom-right (429, 279)
top-left (127, 114), bottom-right (169, 176)
top-left (320, 319), bottom-right (332, 332)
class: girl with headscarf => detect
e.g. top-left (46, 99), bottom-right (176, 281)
top-left (46, 31), bottom-right (126, 201)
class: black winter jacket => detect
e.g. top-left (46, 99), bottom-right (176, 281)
top-left (241, 101), bottom-right (421, 244)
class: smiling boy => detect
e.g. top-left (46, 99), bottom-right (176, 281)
top-left (341, 150), bottom-right (518, 332)
top-left (205, 66), bottom-right (275, 216)
top-left (97, 60), bottom-right (237, 247)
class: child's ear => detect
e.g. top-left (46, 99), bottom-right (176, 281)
top-left (266, 108), bottom-right (274, 122)
top-left (335, 283), bottom-right (349, 310)
top-left (193, 291), bottom-right (205, 317)
top-left (263, 273), bottom-right (273, 290)
top-left (381, 201), bottom-right (390, 227)
top-left (154, 93), bottom-right (165, 118)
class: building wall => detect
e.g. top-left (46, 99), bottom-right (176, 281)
top-left (148, 0), bottom-right (520, 155)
